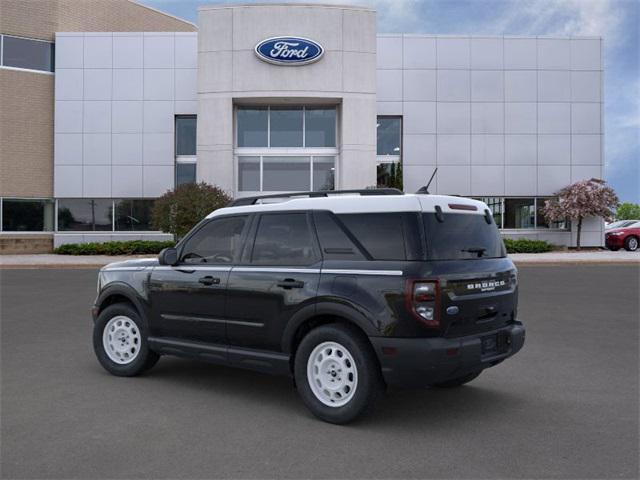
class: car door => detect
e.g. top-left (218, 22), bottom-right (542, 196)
top-left (148, 214), bottom-right (250, 346)
top-left (225, 211), bottom-right (321, 352)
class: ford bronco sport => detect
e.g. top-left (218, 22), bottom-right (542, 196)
top-left (92, 189), bottom-right (525, 424)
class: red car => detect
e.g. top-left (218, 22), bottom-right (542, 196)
top-left (605, 221), bottom-right (640, 251)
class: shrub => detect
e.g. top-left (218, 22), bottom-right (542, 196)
top-left (152, 182), bottom-right (232, 239)
top-left (54, 240), bottom-right (175, 256)
top-left (503, 238), bottom-right (554, 254)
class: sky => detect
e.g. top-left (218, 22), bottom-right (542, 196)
top-left (141, 0), bottom-right (639, 203)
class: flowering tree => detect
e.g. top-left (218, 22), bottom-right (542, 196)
top-left (543, 178), bottom-right (619, 250)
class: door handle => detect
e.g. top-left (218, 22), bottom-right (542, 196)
top-left (198, 276), bottom-right (221, 286)
top-left (276, 278), bottom-right (305, 289)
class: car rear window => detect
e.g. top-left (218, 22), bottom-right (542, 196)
top-left (423, 212), bottom-right (505, 260)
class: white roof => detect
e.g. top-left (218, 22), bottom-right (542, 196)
top-left (207, 194), bottom-right (488, 218)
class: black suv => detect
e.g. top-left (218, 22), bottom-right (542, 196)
top-left (92, 190), bottom-right (525, 424)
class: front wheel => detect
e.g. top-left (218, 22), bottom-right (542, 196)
top-left (294, 324), bottom-right (384, 424)
top-left (93, 303), bottom-right (159, 377)
top-left (624, 236), bottom-right (638, 251)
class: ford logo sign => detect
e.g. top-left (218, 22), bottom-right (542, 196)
top-left (255, 37), bottom-right (324, 66)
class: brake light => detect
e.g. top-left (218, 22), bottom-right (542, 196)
top-left (406, 280), bottom-right (440, 327)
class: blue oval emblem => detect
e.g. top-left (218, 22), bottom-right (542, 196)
top-left (255, 37), bottom-right (324, 66)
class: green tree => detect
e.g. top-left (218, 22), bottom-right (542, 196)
top-left (151, 182), bottom-right (232, 239)
top-left (615, 202), bottom-right (640, 220)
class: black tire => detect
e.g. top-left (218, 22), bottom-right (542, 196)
top-left (624, 236), bottom-right (639, 252)
top-left (432, 370), bottom-right (482, 388)
top-left (93, 303), bottom-right (159, 377)
top-left (294, 323), bottom-right (384, 424)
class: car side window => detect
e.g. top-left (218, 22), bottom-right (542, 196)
top-left (251, 213), bottom-right (318, 266)
top-left (180, 216), bottom-right (248, 264)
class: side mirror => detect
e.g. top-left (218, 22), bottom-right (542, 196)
top-left (158, 247), bottom-right (178, 266)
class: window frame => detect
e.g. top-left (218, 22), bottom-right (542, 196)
top-left (245, 211), bottom-right (321, 267)
top-left (176, 214), bottom-right (251, 265)
top-left (0, 34), bottom-right (55, 75)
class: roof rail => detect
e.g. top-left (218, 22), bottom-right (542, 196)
top-left (227, 188), bottom-right (404, 207)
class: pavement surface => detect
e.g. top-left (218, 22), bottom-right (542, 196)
top-left (1, 266), bottom-right (638, 479)
top-left (1, 250), bottom-right (639, 268)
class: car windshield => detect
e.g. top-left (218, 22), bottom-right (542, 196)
top-left (607, 220), bottom-right (637, 229)
top-left (423, 212), bottom-right (506, 260)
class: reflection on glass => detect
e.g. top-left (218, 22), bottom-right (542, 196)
top-left (238, 156), bottom-right (260, 191)
top-left (57, 199), bottom-right (112, 231)
top-left (536, 197), bottom-right (568, 229)
top-left (175, 116), bottom-right (196, 155)
top-left (377, 117), bottom-right (401, 156)
top-left (114, 199), bottom-right (155, 231)
top-left (237, 107), bottom-right (268, 147)
top-left (2, 199), bottom-right (54, 231)
top-left (176, 163), bottom-right (196, 186)
top-left (313, 157), bottom-right (335, 190)
top-left (377, 161), bottom-right (402, 189)
top-left (477, 197), bottom-right (503, 228)
top-left (504, 198), bottom-right (535, 229)
top-left (263, 156), bottom-right (310, 191)
top-left (305, 108), bottom-right (336, 147)
top-left (2, 36), bottom-right (54, 72)
top-left (270, 107), bottom-right (303, 147)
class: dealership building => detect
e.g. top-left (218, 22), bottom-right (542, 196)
top-left (0, 1), bottom-right (605, 252)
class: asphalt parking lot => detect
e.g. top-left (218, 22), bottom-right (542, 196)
top-left (1, 265), bottom-right (638, 479)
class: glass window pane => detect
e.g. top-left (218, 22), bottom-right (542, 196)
top-left (504, 198), bottom-right (535, 229)
top-left (181, 216), bottom-right (247, 264)
top-left (237, 107), bottom-right (268, 147)
top-left (238, 156), bottom-right (260, 191)
top-left (377, 161), bottom-right (403, 189)
top-left (423, 213), bottom-right (505, 260)
top-left (377, 117), bottom-right (401, 156)
top-left (270, 107), bottom-right (303, 147)
top-left (176, 116), bottom-right (196, 155)
top-left (305, 107), bottom-right (336, 147)
top-left (263, 156), bottom-right (310, 191)
top-left (2, 199), bottom-right (53, 231)
top-left (176, 163), bottom-right (196, 187)
top-left (312, 157), bottom-right (335, 191)
top-left (536, 197), bottom-right (568, 229)
top-left (114, 199), bottom-right (155, 231)
top-left (252, 213), bottom-right (317, 266)
top-left (57, 199), bottom-right (112, 231)
top-left (2, 36), bottom-right (54, 72)
top-left (338, 213), bottom-right (407, 260)
top-left (477, 197), bottom-right (503, 228)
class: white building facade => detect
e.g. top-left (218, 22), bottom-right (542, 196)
top-left (51, 3), bottom-right (604, 247)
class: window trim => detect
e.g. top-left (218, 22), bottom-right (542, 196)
top-left (0, 34), bottom-right (55, 74)
top-left (247, 211), bottom-right (321, 267)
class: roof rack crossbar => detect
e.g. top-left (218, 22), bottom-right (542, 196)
top-left (227, 188), bottom-right (404, 207)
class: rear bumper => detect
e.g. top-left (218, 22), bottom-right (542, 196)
top-left (370, 322), bottom-right (525, 388)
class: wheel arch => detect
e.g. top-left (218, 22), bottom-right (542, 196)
top-left (96, 283), bottom-right (146, 319)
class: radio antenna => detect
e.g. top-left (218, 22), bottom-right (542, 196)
top-left (416, 167), bottom-right (438, 194)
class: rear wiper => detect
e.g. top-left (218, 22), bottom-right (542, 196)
top-left (461, 247), bottom-right (487, 257)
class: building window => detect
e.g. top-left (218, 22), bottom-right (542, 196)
top-left (504, 198), bottom-right (536, 229)
top-left (238, 156), bottom-right (335, 192)
top-left (1, 35), bottom-right (54, 73)
top-left (235, 105), bottom-right (338, 192)
top-left (236, 106), bottom-right (337, 148)
top-left (175, 115), bottom-right (196, 186)
top-left (476, 197), bottom-right (503, 227)
top-left (536, 197), bottom-right (569, 229)
top-left (1, 198), bottom-right (54, 232)
top-left (376, 116), bottom-right (402, 189)
top-left (114, 199), bottom-right (155, 231)
top-left (57, 199), bottom-right (112, 231)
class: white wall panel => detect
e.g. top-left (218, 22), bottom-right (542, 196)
top-left (112, 134), bottom-right (143, 165)
top-left (112, 101), bottom-right (143, 133)
top-left (143, 101), bottom-right (174, 133)
top-left (377, 36), bottom-right (403, 69)
top-left (436, 38), bottom-right (470, 69)
top-left (143, 35), bottom-right (174, 68)
top-left (436, 166), bottom-right (470, 195)
top-left (83, 36), bottom-right (112, 69)
top-left (55, 101), bottom-right (83, 133)
top-left (571, 39), bottom-right (602, 70)
top-left (112, 165), bottom-right (143, 197)
top-left (403, 70), bottom-right (436, 101)
top-left (55, 134), bottom-right (83, 165)
top-left (505, 165), bottom-right (536, 195)
top-left (471, 103), bottom-right (504, 134)
top-left (538, 135), bottom-right (570, 165)
top-left (376, 70), bottom-right (403, 101)
top-left (538, 103), bottom-right (570, 134)
top-left (471, 70), bottom-right (503, 101)
top-left (505, 71), bottom-right (536, 101)
top-left (83, 69), bottom-right (112, 101)
top-left (538, 70), bottom-right (570, 101)
top-left (571, 135), bottom-right (601, 165)
top-left (83, 101), bottom-right (111, 133)
top-left (56, 69), bottom-right (83, 100)
top-left (144, 69), bottom-right (174, 100)
top-left (83, 165), bottom-right (111, 197)
top-left (83, 133), bottom-right (111, 165)
top-left (471, 135), bottom-right (504, 165)
top-left (571, 103), bottom-right (601, 134)
top-left (143, 133), bottom-right (174, 165)
top-left (505, 103), bottom-right (536, 134)
top-left (113, 35), bottom-right (143, 68)
top-left (471, 165), bottom-right (504, 195)
top-left (505, 135), bottom-right (537, 165)
top-left (403, 134), bottom-right (436, 165)
top-left (55, 35), bottom-right (84, 68)
top-left (470, 38), bottom-right (503, 69)
top-left (402, 36), bottom-right (436, 69)
top-left (437, 70), bottom-right (470, 101)
top-left (437, 103), bottom-right (470, 134)
top-left (437, 135), bottom-right (470, 164)
top-left (504, 38), bottom-right (536, 69)
top-left (537, 39), bottom-right (570, 69)
top-left (143, 166), bottom-right (174, 197)
top-left (112, 69), bottom-right (143, 100)
top-left (571, 71), bottom-right (601, 102)
top-left (538, 165), bottom-right (570, 195)
top-left (403, 102), bottom-right (436, 134)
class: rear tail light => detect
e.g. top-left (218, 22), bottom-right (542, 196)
top-left (406, 280), bottom-right (440, 328)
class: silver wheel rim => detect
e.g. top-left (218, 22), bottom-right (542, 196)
top-left (102, 315), bottom-right (142, 365)
top-left (629, 238), bottom-right (638, 250)
top-left (307, 341), bottom-right (358, 407)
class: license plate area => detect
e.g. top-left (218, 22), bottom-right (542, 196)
top-left (481, 332), bottom-right (511, 355)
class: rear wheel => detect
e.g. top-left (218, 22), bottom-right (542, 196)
top-left (294, 324), bottom-right (384, 424)
top-left (624, 236), bottom-right (638, 251)
top-left (93, 303), bottom-right (159, 377)
top-left (432, 370), bottom-right (482, 388)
